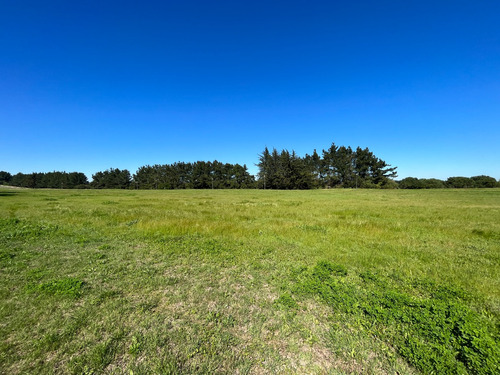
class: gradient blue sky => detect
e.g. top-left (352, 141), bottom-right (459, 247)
top-left (1, 0), bottom-right (499, 180)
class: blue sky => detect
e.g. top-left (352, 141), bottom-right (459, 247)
top-left (1, 0), bottom-right (499, 180)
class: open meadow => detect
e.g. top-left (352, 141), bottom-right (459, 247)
top-left (1, 187), bottom-right (499, 374)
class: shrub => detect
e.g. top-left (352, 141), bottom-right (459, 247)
top-left (470, 175), bottom-right (497, 188)
top-left (398, 177), bottom-right (422, 189)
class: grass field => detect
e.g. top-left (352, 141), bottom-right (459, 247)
top-left (1, 187), bottom-right (499, 374)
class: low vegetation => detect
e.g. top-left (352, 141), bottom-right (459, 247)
top-left (1, 187), bottom-right (499, 374)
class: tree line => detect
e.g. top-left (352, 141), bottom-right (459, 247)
top-left (1, 142), bottom-right (498, 189)
top-left (133, 161), bottom-right (255, 189)
top-left (0, 161), bottom-right (254, 190)
top-left (0, 171), bottom-right (88, 189)
top-left (257, 143), bottom-right (398, 189)
top-left (398, 175), bottom-right (498, 189)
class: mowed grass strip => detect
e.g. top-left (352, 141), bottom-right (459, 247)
top-left (0, 187), bottom-right (499, 374)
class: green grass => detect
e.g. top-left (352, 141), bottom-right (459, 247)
top-left (0, 187), bottom-right (499, 374)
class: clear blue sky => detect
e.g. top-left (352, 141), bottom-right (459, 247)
top-left (1, 0), bottom-right (499, 180)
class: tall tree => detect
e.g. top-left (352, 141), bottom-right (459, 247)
top-left (322, 142), bottom-right (339, 187)
top-left (257, 147), bottom-right (272, 189)
top-left (335, 146), bottom-right (355, 187)
top-left (258, 142), bottom-right (398, 189)
top-left (304, 149), bottom-right (322, 187)
top-left (92, 168), bottom-right (131, 189)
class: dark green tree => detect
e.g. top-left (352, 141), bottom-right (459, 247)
top-left (134, 161), bottom-right (255, 190)
top-left (10, 173), bottom-right (29, 187)
top-left (92, 168), bottom-right (131, 189)
top-left (398, 177), bottom-right (422, 189)
top-left (370, 157), bottom-right (398, 186)
top-left (257, 147), bottom-right (271, 189)
top-left (470, 175), bottom-right (497, 188)
top-left (322, 143), bottom-right (340, 187)
top-left (0, 171), bottom-right (12, 185)
top-left (446, 177), bottom-right (475, 188)
top-left (335, 146), bottom-right (355, 187)
top-left (258, 142), bottom-right (398, 189)
top-left (304, 149), bottom-right (322, 187)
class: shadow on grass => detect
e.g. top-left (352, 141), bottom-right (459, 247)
top-left (0, 191), bottom-right (19, 197)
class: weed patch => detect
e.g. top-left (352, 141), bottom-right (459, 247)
top-left (26, 277), bottom-right (86, 298)
top-left (275, 293), bottom-right (299, 310)
top-left (128, 334), bottom-right (144, 355)
top-left (0, 218), bottom-right (59, 240)
top-left (289, 261), bottom-right (500, 374)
